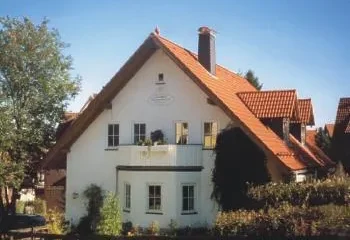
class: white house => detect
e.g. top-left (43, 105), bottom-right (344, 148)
top-left (43, 26), bottom-right (333, 228)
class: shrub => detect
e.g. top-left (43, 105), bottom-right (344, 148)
top-left (148, 220), bottom-right (160, 235)
top-left (83, 184), bottom-right (104, 232)
top-left (23, 199), bottom-right (47, 215)
top-left (96, 192), bottom-right (122, 236)
top-left (16, 200), bottom-right (25, 214)
top-left (247, 176), bottom-right (350, 208)
top-left (45, 208), bottom-right (66, 234)
top-left (215, 204), bottom-right (350, 237)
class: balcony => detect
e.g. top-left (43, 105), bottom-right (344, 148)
top-left (113, 144), bottom-right (203, 166)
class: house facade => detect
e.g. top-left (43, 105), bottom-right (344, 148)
top-left (43, 27), bottom-right (333, 228)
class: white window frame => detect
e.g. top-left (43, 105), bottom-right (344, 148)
top-left (181, 183), bottom-right (196, 213)
top-left (134, 123), bottom-right (146, 144)
top-left (175, 121), bottom-right (189, 145)
top-left (203, 121), bottom-right (218, 149)
top-left (107, 123), bottom-right (119, 148)
top-left (146, 183), bottom-right (162, 213)
top-left (124, 182), bottom-right (131, 211)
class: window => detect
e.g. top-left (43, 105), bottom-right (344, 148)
top-left (124, 183), bottom-right (131, 210)
top-left (301, 124), bottom-right (306, 145)
top-left (148, 185), bottom-right (161, 211)
top-left (203, 122), bottom-right (218, 148)
top-left (176, 122), bottom-right (188, 145)
top-left (108, 124), bottom-right (119, 147)
top-left (182, 184), bottom-right (195, 212)
top-left (134, 123), bottom-right (146, 144)
top-left (158, 73), bottom-right (164, 82)
top-left (283, 118), bottom-right (290, 142)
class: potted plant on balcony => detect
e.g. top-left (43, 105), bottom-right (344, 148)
top-left (151, 130), bottom-right (166, 145)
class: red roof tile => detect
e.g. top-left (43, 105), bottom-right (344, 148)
top-left (237, 90), bottom-right (299, 119)
top-left (297, 99), bottom-right (315, 125)
top-left (305, 130), bottom-right (334, 166)
top-left (325, 123), bottom-right (335, 137)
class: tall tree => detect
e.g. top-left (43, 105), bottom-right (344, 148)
top-left (0, 17), bottom-right (80, 221)
top-left (211, 125), bottom-right (270, 211)
top-left (244, 70), bottom-right (262, 90)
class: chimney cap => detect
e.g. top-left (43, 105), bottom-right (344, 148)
top-left (198, 26), bottom-right (216, 35)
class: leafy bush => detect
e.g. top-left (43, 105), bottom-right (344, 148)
top-left (16, 200), bottom-right (25, 213)
top-left (82, 184), bottom-right (104, 233)
top-left (96, 192), bottom-right (122, 236)
top-left (148, 220), bottom-right (160, 235)
top-left (215, 204), bottom-right (350, 237)
top-left (45, 208), bottom-right (66, 234)
top-left (247, 176), bottom-right (350, 208)
top-left (23, 199), bottom-right (47, 215)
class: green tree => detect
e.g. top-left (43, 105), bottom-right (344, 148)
top-left (97, 192), bottom-right (122, 236)
top-left (244, 70), bottom-right (262, 90)
top-left (211, 125), bottom-right (270, 211)
top-left (315, 127), bottom-right (331, 157)
top-left (0, 16), bottom-right (80, 221)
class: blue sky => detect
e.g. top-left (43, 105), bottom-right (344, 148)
top-left (1, 0), bottom-right (350, 127)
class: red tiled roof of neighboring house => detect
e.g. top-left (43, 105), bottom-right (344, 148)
top-left (297, 99), bottom-right (315, 125)
top-left (63, 112), bottom-right (79, 122)
top-left (345, 121), bottom-right (350, 133)
top-left (335, 98), bottom-right (350, 123)
top-left (305, 130), bottom-right (334, 167)
top-left (237, 90), bottom-right (299, 120)
top-left (43, 32), bottom-right (319, 171)
top-left (325, 123), bottom-right (335, 137)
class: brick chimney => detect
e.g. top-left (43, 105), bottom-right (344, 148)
top-left (198, 26), bottom-right (216, 75)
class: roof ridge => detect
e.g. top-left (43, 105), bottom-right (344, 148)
top-left (237, 89), bottom-right (297, 95)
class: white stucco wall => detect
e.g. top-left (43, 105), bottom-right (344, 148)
top-left (66, 49), bottom-right (230, 228)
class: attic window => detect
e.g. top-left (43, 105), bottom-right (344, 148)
top-left (156, 73), bottom-right (165, 85)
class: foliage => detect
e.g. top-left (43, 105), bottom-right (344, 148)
top-left (96, 192), bottom-right (122, 236)
top-left (45, 208), bottom-right (66, 234)
top-left (82, 184), bottom-right (104, 233)
top-left (215, 204), bottom-right (350, 237)
top-left (15, 200), bottom-right (25, 214)
top-left (211, 125), bottom-right (270, 211)
top-left (0, 16), bottom-right (80, 216)
top-left (238, 69), bottom-right (262, 90)
top-left (247, 176), bottom-right (350, 208)
top-left (151, 130), bottom-right (164, 143)
top-left (148, 220), bottom-right (160, 235)
top-left (168, 219), bottom-right (178, 236)
top-left (25, 198), bottom-right (47, 215)
top-left (315, 127), bottom-right (332, 157)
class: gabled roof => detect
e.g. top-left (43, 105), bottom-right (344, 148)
top-left (237, 90), bottom-right (299, 120)
top-left (297, 99), bottom-right (315, 126)
top-left (305, 130), bottom-right (334, 167)
top-left (334, 97), bottom-right (350, 135)
top-left (43, 32), bottom-right (313, 171)
top-left (324, 123), bottom-right (334, 137)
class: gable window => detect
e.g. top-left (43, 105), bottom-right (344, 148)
top-left (134, 123), bottom-right (146, 144)
top-left (301, 124), bottom-right (306, 145)
top-left (124, 183), bottom-right (131, 210)
top-left (283, 118), bottom-right (290, 143)
top-left (148, 185), bottom-right (161, 211)
top-left (182, 184), bottom-right (195, 213)
top-left (108, 124), bottom-right (119, 147)
top-left (203, 122), bottom-right (218, 149)
top-left (176, 122), bottom-right (188, 145)
top-left (158, 73), bottom-right (164, 82)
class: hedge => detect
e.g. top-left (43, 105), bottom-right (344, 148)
top-left (215, 204), bottom-right (350, 237)
top-left (247, 176), bottom-right (350, 208)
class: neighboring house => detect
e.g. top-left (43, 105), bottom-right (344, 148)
top-left (325, 123), bottom-right (334, 138)
top-left (332, 98), bottom-right (350, 170)
top-left (42, 27), bottom-right (333, 228)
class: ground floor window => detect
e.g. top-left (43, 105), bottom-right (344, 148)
top-left (182, 184), bottom-right (195, 212)
top-left (124, 183), bottom-right (131, 210)
top-left (148, 185), bottom-right (161, 211)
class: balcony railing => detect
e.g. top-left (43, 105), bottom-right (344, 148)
top-left (111, 144), bottom-right (203, 166)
